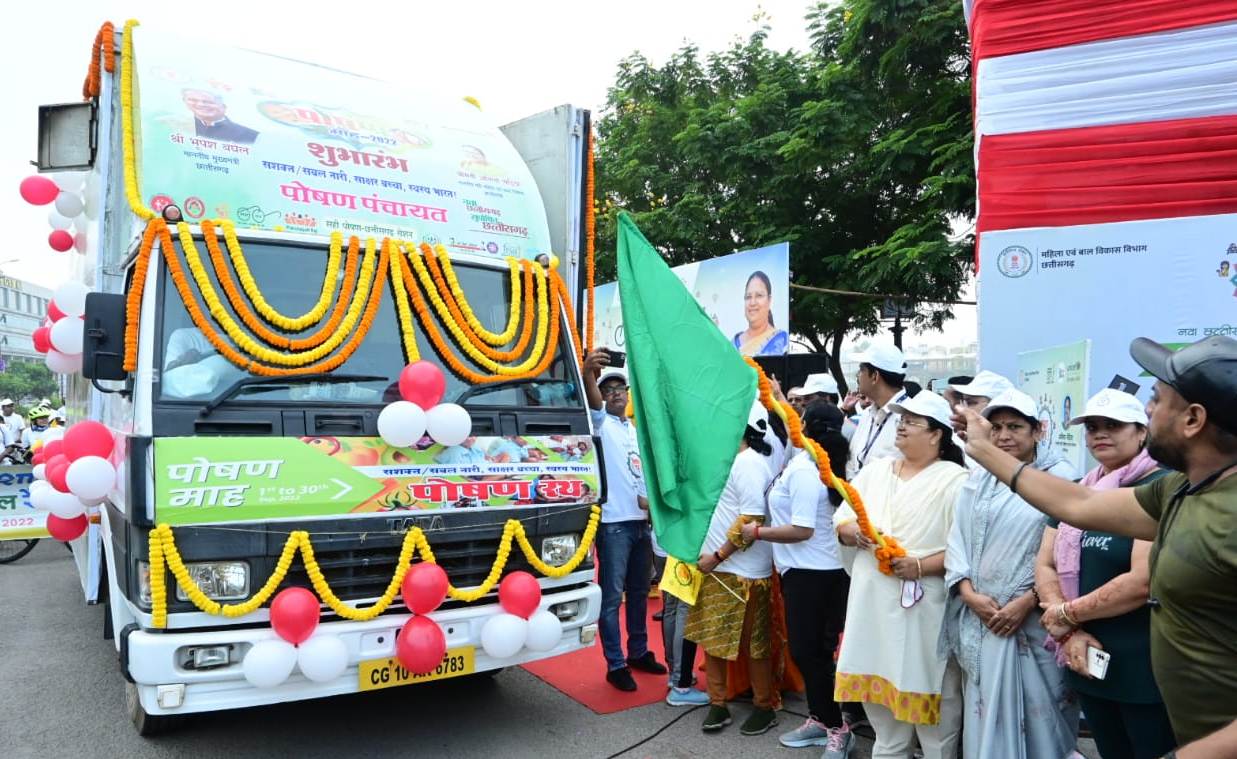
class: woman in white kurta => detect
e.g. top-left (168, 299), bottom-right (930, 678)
top-left (834, 391), bottom-right (968, 759)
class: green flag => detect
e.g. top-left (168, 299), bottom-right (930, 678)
top-left (616, 213), bottom-right (757, 562)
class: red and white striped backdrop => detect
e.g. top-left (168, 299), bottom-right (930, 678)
top-left (968, 0), bottom-right (1237, 266)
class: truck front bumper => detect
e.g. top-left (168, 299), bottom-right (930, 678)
top-left (123, 583), bottom-right (599, 716)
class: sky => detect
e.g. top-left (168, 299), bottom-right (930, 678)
top-left (3, 1), bottom-right (972, 349)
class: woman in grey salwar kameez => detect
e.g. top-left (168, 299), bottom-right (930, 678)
top-left (940, 390), bottom-right (1081, 759)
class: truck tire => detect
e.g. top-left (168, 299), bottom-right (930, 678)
top-left (125, 682), bottom-right (182, 736)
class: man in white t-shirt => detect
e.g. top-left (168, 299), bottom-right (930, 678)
top-left (583, 348), bottom-right (667, 692)
top-left (845, 343), bottom-right (909, 479)
top-left (1, 399), bottom-right (26, 440)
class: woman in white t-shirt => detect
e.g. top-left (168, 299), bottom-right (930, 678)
top-left (685, 403), bottom-right (778, 737)
top-left (742, 401), bottom-right (855, 754)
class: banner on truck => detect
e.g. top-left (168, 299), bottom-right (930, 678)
top-left (131, 29), bottom-right (552, 259)
top-left (979, 213), bottom-right (1237, 406)
top-left (0, 467), bottom-right (45, 540)
top-left (592, 242), bottom-right (791, 357)
top-left (1016, 340), bottom-right (1091, 474)
top-left (154, 436), bottom-right (600, 526)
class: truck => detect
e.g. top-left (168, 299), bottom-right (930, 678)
top-left (37, 20), bottom-right (602, 734)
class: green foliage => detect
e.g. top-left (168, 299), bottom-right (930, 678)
top-left (0, 360), bottom-right (61, 412)
top-left (594, 0), bottom-right (973, 388)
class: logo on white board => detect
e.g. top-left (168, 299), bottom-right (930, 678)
top-left (997, 245), bottom-right (1034, 278)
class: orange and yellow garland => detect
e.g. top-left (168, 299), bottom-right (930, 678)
top-left (584, 129), bottom-right (597, 357)
top-left (745, 357), bottom-right (906, 575)
top-left (82, 21), bottom-right (115, 100)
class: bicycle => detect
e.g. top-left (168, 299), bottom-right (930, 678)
top-left (0, 537), bottom-right (38, 564)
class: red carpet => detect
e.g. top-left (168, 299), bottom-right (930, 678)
top-left (523, 596), bottom-right (696, 714)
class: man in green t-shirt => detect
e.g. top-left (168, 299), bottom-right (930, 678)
top-left (959, 335), bottom-right (1237, 758)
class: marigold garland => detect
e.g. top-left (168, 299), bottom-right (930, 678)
top-left (584, 129), bottom-right (596, 356)
top-left (119, 19), bottom-right (153, 221)
top-left (147, 505), bottom-right (601, 628)
top-left (421, 245), bottom-right (537, 362)
top-left (404, 242), bottom-right (554, 376)
top-left (433, 250), bottom-right (525, 346)
top-left (554, 271), bottom-right (584, 366)
top-left (82, 21), bottom-right (115, 100)
top-left (122, 220), bottom-right (159, 371)
top-left (219, 220), bottom-right (342, 331)
top-left (744, 357), bottom-right (906, 575)
top-left (386, 239), bottom-right (422, 363)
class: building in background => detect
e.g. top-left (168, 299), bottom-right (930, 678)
top-left (0, 276), bottom-right (52, 368)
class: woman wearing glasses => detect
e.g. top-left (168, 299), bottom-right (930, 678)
top-left (940, 389), bottom-right (1079, 759)
top-left (831, 392), bottom-right (968, 758)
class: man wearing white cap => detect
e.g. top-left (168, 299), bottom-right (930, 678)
top-left (846, 343), bottom-right (909, 479)
top-left (582, 348), bottom-right (667, 692)
top-left (947, 370), bottom-right (1014, 438)
top-left (0, 399), bottom-right (25, 440)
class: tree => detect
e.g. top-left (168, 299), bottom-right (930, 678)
top-left (0, 360), bottom-right (61, 411)
top-left (594, 0), bottom-right (973, 392)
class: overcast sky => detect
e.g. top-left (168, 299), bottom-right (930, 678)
top-left (4, 1), bottom-right (972, 349)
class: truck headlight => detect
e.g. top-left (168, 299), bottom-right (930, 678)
top-left (138, 560), bottom-right (250, 604)
top-left (541, 534), bottom-right (579, 567)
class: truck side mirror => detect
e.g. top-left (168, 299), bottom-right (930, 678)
top-left (81, 292), bottom-right (129, 381)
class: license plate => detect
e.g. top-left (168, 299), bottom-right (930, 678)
top-left (358, 647), bottom-right (475, 691)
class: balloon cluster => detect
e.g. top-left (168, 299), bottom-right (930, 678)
top-left (242, 587), bottom-right (351, 688)
top-left (19, 173), bottom-right (91, 254)
top-left (377, 361), bottom-right (472, 450)
top-left (32, 281), bottom-right (89, 375)
top-left (479, 571), bottom-right (562, 659)
top-left (29, 421), bottom-right (116, 542)
top-left (396, 563), bottom-right (450, 674)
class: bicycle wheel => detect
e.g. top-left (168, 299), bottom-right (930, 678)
top-left (0, 538), bottom-right (38, 564)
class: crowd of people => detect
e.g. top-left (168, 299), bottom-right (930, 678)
top-left (0, 397), bottom-right (65, 463)
top-left (582, 333), bottom-right (1237, 759)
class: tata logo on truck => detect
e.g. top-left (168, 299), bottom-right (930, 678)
top-left (997, 245), bottom-right (1034, 278)
top-left (387, 514), bottom-right (446, 533)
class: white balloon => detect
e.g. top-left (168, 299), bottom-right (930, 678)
top-left (29, 479), bottom-right (51, 495)
top-left (524, 610), bottom-right (563, 653)
top-left (426, 403), bottom-right (472, 447)
top-left (52, 282), bottom-right (90, 318)
top-left (52, 171), bottom-right (86, 192)
top-left (32, 464), bottom-right (46, 481)
top-left (30, 482), bottom-right (56, 511)
top-left (48, 209), bottom-right (73, 230)
top-left (45, 489), bottom-right (87, 519)
top-left (65, 456), bottom-right (116, 501)
top-left (41, 427), bottom-right (65, 442)
top-left (377, 401), bottom-right (426, 449)
top-left (49, 317), bottom-right (84, 356)
top-left (242, 639), bottom-right (298, 689)
top-left (296, 634), bottom-right (349, 683)
top-left (480, 613), bottom-right (528, 659)
top-left (74, 231), bottom-right (88, 255)
top-left (54, 191), bottom-right (84, 218)
top-left (46, 350), bottom-right (83, 375)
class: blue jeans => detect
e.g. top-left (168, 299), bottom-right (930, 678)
top-left (596, 519), bottom-right (652, 671)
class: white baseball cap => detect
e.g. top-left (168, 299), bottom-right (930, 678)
top-left (0, 399), bottom-right (12, 406)
top-left (1069, 388), bottom-right (1148, 427)
top-left (787, 386), bottom-right (806, 399)
top-left (890, 391), bottom-right (953, 430)
top-left (950, 370), bottom-right (1014, 399)
top-left (852, 343), bottom-right (907, 374)
top-left (981, 388), bottom-right (1039, 420)
top-left (800, 373), bottom-right (839, 396)
top-left (598, 367), bottom-right (628, 388)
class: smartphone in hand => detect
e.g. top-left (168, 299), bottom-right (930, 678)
top-left (1086, 646), bottom-right (1110, 680)
top-left (603, 348), bottom-right (626, 369)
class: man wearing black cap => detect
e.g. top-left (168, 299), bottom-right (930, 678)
top-left (957, 336), bottom-right (1237, 756)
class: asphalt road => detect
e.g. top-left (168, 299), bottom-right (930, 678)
top-left (1, 542), bottom-right (1098, 759)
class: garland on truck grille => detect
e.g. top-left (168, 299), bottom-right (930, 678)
top-left (147, 505), bottom-right (601, 628)
top-left (745, 357), bottom-right (905, 575)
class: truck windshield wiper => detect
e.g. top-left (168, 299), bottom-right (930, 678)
top-left (200, 373), bottom-right (388, 417)
top-left (456, 377), bottom-right (575, 404)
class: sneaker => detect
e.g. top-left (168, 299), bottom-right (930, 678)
top-left (779, 717), bottom-right (832, 747)
top-left (627, 652), bottom-right (668, 675)
top-left (702, 704), bottom-right (732, 732)
top-left (821, 724), bottom-right (855, 759)
top-left (605, 666), bottom-right (637, 692)
top-left (740, 707), bottom-right (779, 736)
top-left (666, 686), bottom-right (710, 706)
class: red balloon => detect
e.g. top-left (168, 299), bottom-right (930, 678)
top-left (45, 454), bottom-right (71, 493)
top-left (63, 421), bottom-right (114, 461)
top-left (20, 175), bottom-right (59, 206)
top-left (269, 587), bottom-right (320, 644)
top-left (396, 616), bottom-right (447, 675)
top-left (398, 361), bottom-right (446, 409)
top-left (47, 301), bottom-right (67, 322)
top-left (31, 450), bottom-right (45, 466)
top-left (46, 513), bottom-right (88, 541)
top-left (32, 326), bottom-right (51, 354)
top-left (402, 562), bottom-right (449, 615)
top-left (498, 571), bottom-right (542, 620)
top-left (42, 439), bottom-right (64, 460)
top-left (49, 230), bottom-right (74, 252)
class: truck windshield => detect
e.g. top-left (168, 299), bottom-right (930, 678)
top-left (156, 236), bottom-right (580, 409)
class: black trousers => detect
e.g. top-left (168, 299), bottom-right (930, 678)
top-left (1078, 692), bottom-right (1177, 759)
top-left (782, 567), bottom-right (850, 727)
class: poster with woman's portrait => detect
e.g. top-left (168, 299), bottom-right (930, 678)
top-left (591, 242), bottom-right (790, 357)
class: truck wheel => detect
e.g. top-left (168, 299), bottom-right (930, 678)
top-left (125, 682), bottom-right (182, 736)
